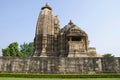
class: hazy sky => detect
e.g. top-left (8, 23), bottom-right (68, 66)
top-left (0, 0), bottom-right (120, 56)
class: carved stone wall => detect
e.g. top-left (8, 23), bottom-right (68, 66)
top-left (0, 57), bottom-right (120, 74)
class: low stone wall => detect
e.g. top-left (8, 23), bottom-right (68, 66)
top-left (0, 57), bottom-right (120, 74)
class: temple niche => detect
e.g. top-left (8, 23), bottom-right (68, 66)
top-left (32, 3), bottom-right (99, 57)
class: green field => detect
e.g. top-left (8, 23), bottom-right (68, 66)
top-left (0, 78), bottom-right (120, 80)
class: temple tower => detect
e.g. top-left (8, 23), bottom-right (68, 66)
top-left (32, 3), bottom-right (98, 57)
top-left (59, 20), bottom-right (89, 57)
top-left (33, 3), bottom-right (60, 57)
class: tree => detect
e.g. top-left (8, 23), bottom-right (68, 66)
top-left (2, 42), bottom-right (23, 56)
top-left (102, 53), bottom-right (114, 58)
top-left (2, 48), bottom-right (10, 56)
top-left (20, 42), bottom-right (33, 57)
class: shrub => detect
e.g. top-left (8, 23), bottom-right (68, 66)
top-left (0, 73), bottom-right (120, 78)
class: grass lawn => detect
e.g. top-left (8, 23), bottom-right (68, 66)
top-left (0, 77), bottom-right (120, 80)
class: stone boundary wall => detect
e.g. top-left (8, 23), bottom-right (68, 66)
top-left (0, 57), bottom-right (120, 74)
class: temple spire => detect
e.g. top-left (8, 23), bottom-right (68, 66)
top-left (41, 3), bottom-right (52, 10)
top-left (69, 20), bottom-right (74, 25)
top-left (45, 3), bottom-right (49, 7)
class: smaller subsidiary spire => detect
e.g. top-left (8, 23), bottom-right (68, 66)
top-left (41, 3), bottom-right (52, 10)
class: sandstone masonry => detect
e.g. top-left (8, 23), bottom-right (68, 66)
top-left (0, 57), bottom-right (120, 74)
top-left (32, 3), bottom-right (99, 57)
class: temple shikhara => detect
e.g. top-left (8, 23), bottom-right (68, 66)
top-left (32, 3), bottom-right (99, 57)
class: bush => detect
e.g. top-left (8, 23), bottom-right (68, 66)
top-left (0, 73), bottom-right (120, 78)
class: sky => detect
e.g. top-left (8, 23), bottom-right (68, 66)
top-left (0, 0), bottom-right (120, 57)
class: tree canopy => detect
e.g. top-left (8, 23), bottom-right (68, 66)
top-left (102, 53), bottom-right (114, 58)
top-left (20, 42), bottom-right (33, 57)
top-left (2, 42), bottom-right (33, 57)
top-left (2, 42), bottom-right (23, 56)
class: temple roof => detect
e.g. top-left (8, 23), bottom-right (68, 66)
top-left (41, 3), bottom-right (52, 10)
top-left (60, 20), bottom-right (87, 36)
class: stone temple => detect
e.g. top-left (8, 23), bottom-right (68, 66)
top-left (1, 3), bottom-right (120, 74)
top-left (32, 3), bottom-right (98, 57)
